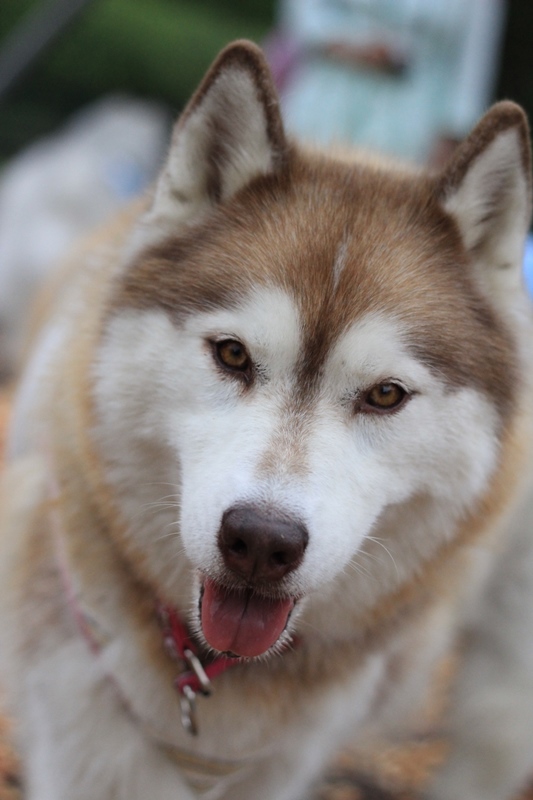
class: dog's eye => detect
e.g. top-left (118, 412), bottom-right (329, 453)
top-left (361, 382), bottom-right (407, 413)
top-left (214, 339), bottom-right (251, 374)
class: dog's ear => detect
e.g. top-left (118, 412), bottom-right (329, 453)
top-left (437, 102), bottom-right (532, 294)
top-left (138, 40), bottom-right (287, 246)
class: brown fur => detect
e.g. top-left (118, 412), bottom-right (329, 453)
top-left (117, 152), bottom-right (517, 417)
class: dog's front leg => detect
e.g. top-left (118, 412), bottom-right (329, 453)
top-left (425, 498), bottom-right (533, 800)
top-left (19, 638), bottom-right (198, 800)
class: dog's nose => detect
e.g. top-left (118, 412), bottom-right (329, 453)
top-left (218, 505), bottom-right (309, 583)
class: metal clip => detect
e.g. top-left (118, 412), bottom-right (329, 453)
top-left (179, 684), bottom-right (199, 736)
top-left (184, 648), bottom-right (212, 696)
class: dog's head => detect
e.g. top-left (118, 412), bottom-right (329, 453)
top-left (91, 42), bottom-right (532, 658)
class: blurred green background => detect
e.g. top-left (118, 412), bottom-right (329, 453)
top-left (0, 0), bottom-right (275, 158)
top-left (0, 0), bottom-right (532, 161)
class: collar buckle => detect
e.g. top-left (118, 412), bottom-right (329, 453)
top-left (158, 602), bottom-right (238, 736)
top-left (183, 647), bottom-right (212, 696)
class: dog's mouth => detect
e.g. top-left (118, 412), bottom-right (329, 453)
top-left (199, 578), bottom-right (296, 658)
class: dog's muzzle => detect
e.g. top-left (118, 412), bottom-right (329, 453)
top-left (200, 504), bottom-right (308, 658)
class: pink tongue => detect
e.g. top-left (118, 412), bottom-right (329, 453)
top-left (201, 579), bottom-right (294, 658)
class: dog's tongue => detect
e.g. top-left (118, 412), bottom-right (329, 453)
top-left (201, 579), bottom-right (294, 658)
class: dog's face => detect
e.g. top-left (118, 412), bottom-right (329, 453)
top-left (91, 43), bottom-right (532, 658)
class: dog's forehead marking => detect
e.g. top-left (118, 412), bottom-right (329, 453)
top-left (331, 236), bottom-right (350, 294)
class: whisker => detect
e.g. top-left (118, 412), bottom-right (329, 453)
top-left (146, 491), bottom-right (180, 502)
top-left (344, 558), bottom-right (374, 581)
top-left (364, 536), bottom-right (400, 579)
top-left (153, 524), bottom-right (182, 542)
top-left (138, 502), bottom-right (181, 511)
top-left (131, 494), bottom-right (182, 522)
top-left (140, 482), bottom-right (181, 489)
top-left (293, 617), bottom-right (323, 636)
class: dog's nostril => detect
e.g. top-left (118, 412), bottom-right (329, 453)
top-left (230, 538), bottom-right (248, 557)
top-left (218, 505), bottom-right (309, 583)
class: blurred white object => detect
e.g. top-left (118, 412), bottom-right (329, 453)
top-left (0, 95), bottom-right (170, 378)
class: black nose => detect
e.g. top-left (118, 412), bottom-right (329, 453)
top-left (218, 505), bottom-right (309, 583)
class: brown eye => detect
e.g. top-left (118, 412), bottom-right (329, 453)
top-left (362, 382), bottom-right (407, 412)
top-left (214, 339), bottom-right (251, 374)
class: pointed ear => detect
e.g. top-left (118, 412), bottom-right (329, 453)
top-left (437, 102), bottom-right (532, 294)
top-left (136, 40), bottom-right (288, 248)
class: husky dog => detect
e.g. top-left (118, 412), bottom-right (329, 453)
top-left (1, 41), bottom-right (533, 800)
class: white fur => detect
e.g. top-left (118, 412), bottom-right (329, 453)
top-left (22, 642), bottom-right (199, 800)
top-left (17, 627), bottom-right (400, 800)
top-left (427, 483), bottom-right (533, 800)
top-left (91, 294), bottom-right (499, 638)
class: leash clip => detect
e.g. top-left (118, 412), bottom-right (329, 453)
top-left (176, 650), bottom-right (212, 736)
top-left (158, 602), bottom-right (239, 736)
top-left (179, 684), bottom-right (199, 736)
top-left (183, 648), bottom-right (212, 696)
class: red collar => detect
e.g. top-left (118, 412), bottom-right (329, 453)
top-left (157, 603), bottom-right (301, 734)
top-left (158, 603), bottom-right (239, 693)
